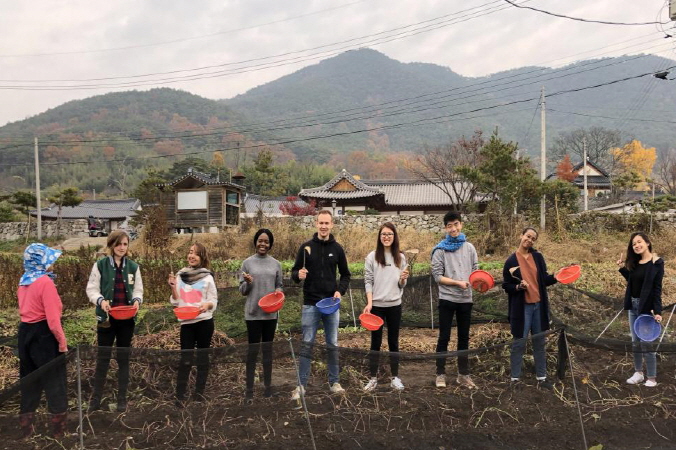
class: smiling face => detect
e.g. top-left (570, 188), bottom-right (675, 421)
top-left (379, 226), bottom-right (395, 248)
top-left (519, 228), bottom-right (538, 251)
top-left (187, 245), bottom-right (202, 268)
top-left (445, 219), bottom-right (463, 238)
top-left (632, 235), bottom-right (650, 256)
top-left (316, 211), bottom-right (334, 240)
top-left (256, 233), bottom-right (271, 256)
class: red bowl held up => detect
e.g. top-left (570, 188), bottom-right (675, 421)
top-left (469, 270), bottom-right (495, 293)
top-left (360, 313), bottom-right (384, 331)
top-left (174, 306), bottom-right (200, 320)
top-left (258, 291), bottom-right (285, 313)
top-left (109, 305), bottom-right (137, 320)
top-left (555, 264), bottom-right (581, 284)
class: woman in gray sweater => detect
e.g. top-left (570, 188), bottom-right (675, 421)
top-left (362, 222), bottom-right (409, 391)
top-left (239, 228), bottom-right (283, 399)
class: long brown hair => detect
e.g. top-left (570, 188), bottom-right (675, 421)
top-left (625, 232), bottom-right (652, 271)
top-left (375, 222), bottom-right (402, 268)
top-left (190, 242), bottom-right (210, 269)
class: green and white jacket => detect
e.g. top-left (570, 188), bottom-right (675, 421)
top-left (86, 256), bottom-right (143, 323)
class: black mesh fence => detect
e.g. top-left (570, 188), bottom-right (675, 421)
top-left (1, 280), bottom-right (675, 449)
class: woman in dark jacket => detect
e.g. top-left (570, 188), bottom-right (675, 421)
top-left (618, 232), bottom-right (663, 387)
top-left (502, 227), bottom-right (557, 389)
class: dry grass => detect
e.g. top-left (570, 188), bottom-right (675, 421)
top-left (129, 222), bottom-right (441, 263)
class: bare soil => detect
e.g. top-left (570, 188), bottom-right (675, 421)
top-left (1, 328), bottom-right (675, 449)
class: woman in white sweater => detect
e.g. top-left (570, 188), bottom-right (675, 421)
top-left (167, 242), bottom-right (218, 404)
top-left (362, 222), bottom-right (409, 391)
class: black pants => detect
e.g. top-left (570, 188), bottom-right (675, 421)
top-left (18, 321), bottom-right (68, 414)
top-left (245, 320), bottom-right (277, 391)
top-left (93, 317), bottom-right (135, 400)
top-left (436, 300), bottom-right (472, 376)
top-left (176, 319), bottom-right (214, 399)
top-left (368, 305), bottom-right (401, 377)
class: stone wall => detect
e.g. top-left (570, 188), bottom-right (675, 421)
top-left (241, 214), bottom-right (447, 233)
top-left (0, 219), bottom-right (89, 241)
top-left (242, 211), bottom-right (676, 236)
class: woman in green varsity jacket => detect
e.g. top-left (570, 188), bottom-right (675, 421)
top-left (85, 230), bottom-right (143, 412)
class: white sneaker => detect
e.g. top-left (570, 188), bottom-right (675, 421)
top-left (330, 383), bottom-right (345, 394)
top-left (457, 374), bottom-right (477, 389)
top-left (435, 375), bottom-right (446, 388)
top-left (391, 377), bottom-right (405, 391)
top-left (644, 379), bottom-right (657, 387)
top-left (363, 378), bottom-right (378, 392)
top-left (290, 385), bottom-right (305, 401)
top-left (626, 372), bottom-right (645, 385)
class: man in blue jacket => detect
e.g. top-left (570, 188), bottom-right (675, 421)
top-left (291, 210), bottom-right (351, 399)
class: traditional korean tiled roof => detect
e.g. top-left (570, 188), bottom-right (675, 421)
top-left (367, 180), bottom-right (483, 206)
top-left (299, 169), bottom-right (383, 200)
top-left (31, 199), bottom-right (141, 219)
top-left (157, 168), bottom-right (245, 189)
top-left (299, 170), bottom-right (484, 207)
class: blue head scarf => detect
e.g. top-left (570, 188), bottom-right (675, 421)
top-left (19, 243), bottom-right (62, 286)
top-left (433, 233), bottom-right (467, 253)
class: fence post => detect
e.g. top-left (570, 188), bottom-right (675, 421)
top-left (348, 287), bottom-right (357, 328)
top-left (429, 274), bottom-right (434, 330)
top-left (76, 345), bottom-right (85, 449)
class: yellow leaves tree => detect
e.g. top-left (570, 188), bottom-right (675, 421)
top-left (610, 140), bottom-right (656, 191)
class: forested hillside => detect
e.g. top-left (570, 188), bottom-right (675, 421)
top-left (227, 48), bottom-right (676, 157)
top-left (1, 49), bottom-right (674, 196)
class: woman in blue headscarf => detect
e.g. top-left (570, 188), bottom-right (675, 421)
top-left (17, 243), bottom-right (68, 438)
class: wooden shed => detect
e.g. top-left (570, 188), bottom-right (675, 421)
top-left (157, 168), bottom-right (245, 232)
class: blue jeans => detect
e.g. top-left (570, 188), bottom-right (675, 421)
top-left (628, 307), bottom-right (657, 378)
top-left (298, 305), bottom-right (340, 387)
top-left (510, 303), bottom-right (547, 379)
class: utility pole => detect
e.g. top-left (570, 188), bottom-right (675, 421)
top-left (583, 137), bottom-right (588, 211)
top-left (540, 87), bottom-right (546, 230)
top-left (34, 137), bottom-right (42, 240)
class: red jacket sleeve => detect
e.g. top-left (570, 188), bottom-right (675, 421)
top-left (42, 278), bottom-right (68, 352)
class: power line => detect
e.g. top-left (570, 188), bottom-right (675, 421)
top-left (0, 0), bottom-right (528, 89)
top-left (0, 26), bottom-right (671, 142)
top-left (549, 108), bottom-right (676, 124)
top-left (2, 41), bottom-right (672, 152)
top-left (0, 0), bottom-right (369, 58)
top-left (502, 0), bottom-right (671, 26)
top-left (2, 66), bottom-right (673, 168)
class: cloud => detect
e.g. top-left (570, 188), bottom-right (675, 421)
top-left (0, 0), bottom-right (672, 125)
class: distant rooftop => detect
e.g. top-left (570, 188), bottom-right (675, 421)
top-left (31, 198), bottom-right (141, 220)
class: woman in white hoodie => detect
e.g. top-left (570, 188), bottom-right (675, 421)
top-left (167, 242), bottom-right (218, 404)
top-left (362, 222), bottom-right (409, 392)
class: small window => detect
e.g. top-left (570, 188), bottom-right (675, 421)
top-left (226, 191), bottom-right (239, 204)
top-left (177, 191), bottom-right (207, 210)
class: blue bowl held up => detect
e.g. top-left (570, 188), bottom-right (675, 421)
top-left (316, 297), bottom-right (341, 315)
top-left (633, 314), bottom-right (662, 342)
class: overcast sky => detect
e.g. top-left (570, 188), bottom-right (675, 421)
top-left (0, 0), bottom-right (673, 126)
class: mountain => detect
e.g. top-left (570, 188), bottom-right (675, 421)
top-left (0, 89), bottom-right (283, 195)
top-left (225, 48), bottom-right (676, 158)
top-left (1, 49), bottom-right (674, 195)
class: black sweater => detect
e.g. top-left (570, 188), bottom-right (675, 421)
top-left (619, 256), bottom-right (663, 315)
top-left (291, 233), bottom-right (351, 305)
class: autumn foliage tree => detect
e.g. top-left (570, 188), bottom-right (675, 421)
top-left (279, 196), bottom-right (317, 216)
top-left (610, 140), bottom-right (657, 194)
top-left (556, 155), bottom-right (578, 182)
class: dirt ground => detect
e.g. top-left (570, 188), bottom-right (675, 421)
top-left (1, 328), bottom-right (675, 450)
